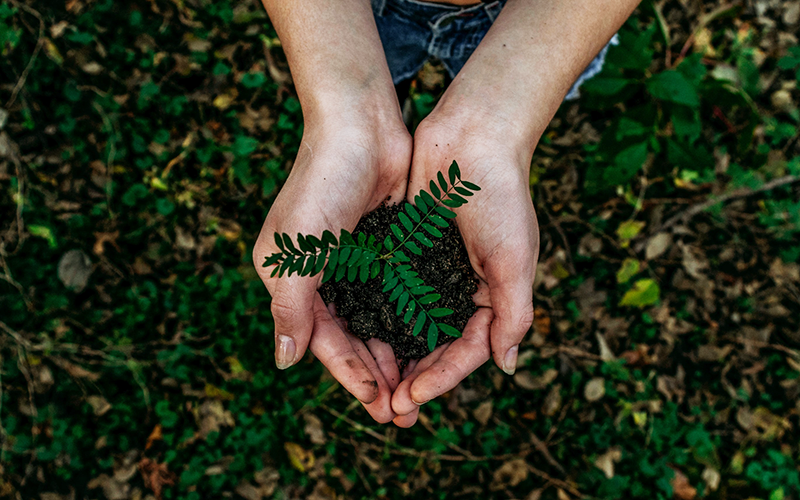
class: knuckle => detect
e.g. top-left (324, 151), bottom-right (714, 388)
top-left (270, 297), bottom-right (302, 325)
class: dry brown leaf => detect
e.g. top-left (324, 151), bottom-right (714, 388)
top-left (514, 369), bottom-right (558, 391)
top-left (57, 249), bottom-right (93, 291)
top-left (473, 400), bottom-right (493, 426)
top-left (139, 458), bottom-right (176, 500)
top-left (145, 424), bottom-right (162, 450)
top-left (670, 467), bottom-right (696, 500)
top-left (87, 395), bottom-right (112, 416)
top-left (93, 231), bottom-right (120, 255)
top-left (303, 414), bottom-right (326, 445)
top-left (491, 459), bottom-right (528, 490)
top-left (543, 384), bottom-right (563, 416)
top-left (646, 233), bottom-right (672, 260)
top-left (584, 378), bottom-right (606, 402)
top-left (53, 358), bottom-right (100, 381)
top-left (701, 467), bottom-right (720, 492)
top-left (594, 448), bottom-right (622, 479)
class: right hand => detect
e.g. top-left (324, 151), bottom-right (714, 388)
top-left (253, 114), bottom-right (412, 423)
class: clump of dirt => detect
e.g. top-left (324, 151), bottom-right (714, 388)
top-left (319, 203), bottom-right (478, 361)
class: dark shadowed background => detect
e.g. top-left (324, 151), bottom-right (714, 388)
top-left (1, 0), bottom-right (800, 498)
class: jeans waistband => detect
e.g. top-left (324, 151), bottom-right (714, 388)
top-left (373, 0), bottom-right (505, 23)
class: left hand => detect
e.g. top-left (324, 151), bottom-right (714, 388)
top-left (390, 109), bottom-right (540, 427)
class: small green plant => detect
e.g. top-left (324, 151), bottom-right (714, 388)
top-left (263, 161), bottom-right (480, 352)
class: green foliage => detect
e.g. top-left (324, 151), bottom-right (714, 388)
top-left (264, 161), bottom-right (478, 351)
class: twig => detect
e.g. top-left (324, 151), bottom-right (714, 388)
top-left (671, 2), bottom-right (741, 68)
top-left (6, 0), bottom-right (45, 108)
top-left (321, 404), bottom-right (396, 444)
top-left (323, 404), bottom-right (533, 462)
top-left (526, 464), bottom-right (583, 498)
top-left (529, 431), bottom-right (566, 475)
top-left (655, 175), bottom-right (800, 234)
top-left (92, 102), bottom-right (117, 218)
top-left (417, 413), bottom-right (482, 461)
top-left (726, 336), bottom-right (800, 358)
top-left (557, 345), bottom-right (602, 361)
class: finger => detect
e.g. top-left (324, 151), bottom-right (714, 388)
top-left (391, 308), bottom-right (493, 416)
top-left (484, 251), bottom-right (535, 375)
top-left (308, 296), bottom-right (380, 404)
top-left (473, 278), bottom-right (492, 308)
top-left (393, 407), bottom-right (419, 428)
top-left (391, 346), bottom-right (447, 416)
top-left (401, 359), bottom-right (419, 379)
top-left (367, 338), bottom-right (401, 391)
top-left (347, 333), bottom-right (396, 424)
top-left (267, 276), bottom-right (317, 370)
top-left (408, 307), bottom-right (493, 406)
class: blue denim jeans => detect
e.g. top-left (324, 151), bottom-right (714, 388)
top-left (372, 0), bottom-right (618, 100)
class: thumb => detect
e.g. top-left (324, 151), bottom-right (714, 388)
top-left (485, 251), bottom-right (535, 375)
top-left (266, 276), bottom-right (316, 370)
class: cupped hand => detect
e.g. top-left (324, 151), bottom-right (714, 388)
top-left (253, 118), bottom-right (411, 423)
top-left (390, 114), bottom-right (540, 426)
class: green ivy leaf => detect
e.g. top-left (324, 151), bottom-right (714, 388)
top-left (646, 70), bottom-right (700, 107)
top-left (619, 278), bottom-right (661, 308)
top-left (616, 258), bottom-right (640, 284)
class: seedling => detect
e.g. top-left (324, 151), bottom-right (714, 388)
top-left (263, 161), bottom-right (480, 352)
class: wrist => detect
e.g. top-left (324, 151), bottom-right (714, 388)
top-left (423, 99), bottom-right (542, 171)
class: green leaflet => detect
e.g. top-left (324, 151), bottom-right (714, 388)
top-left (263, 160), bottom-right (481, 351)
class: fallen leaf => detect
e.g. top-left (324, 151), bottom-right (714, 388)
top-left (595, 332), bottom-right (616, 361)
top-left (617, 220), bottom-right (645, 247)
top-left (145, 424), bottom-right (162, 450)
top-left (53, 358), bottom-right (100, 381)
top-left (491, 459), bottom-right (528, 490)
top-left (646, 233), bottom-right (672, 260)
top-left (670, 467), bottom-right (697, 500)
top-left (284, 442), bottom-right (314, 473)
top-left (619, 279), bottom-right (661, 308)
top-left (617, 258), bottom-right (641, 284)
top-left (93, 231), bottom-right (120, 255)
top-left (473, 400), bottom-right (493, 425)
top-left (585, 378), bottom-right (606, 402)
top-left (595, 448), bottom-right (622, 479)
top-left (702, 467), bottom-right (721, 492)
top-left (139, 458), bottom-right (176, 500)
top-left (543, 384), bottom-right (562, 416)
top-left (57, 249), bottom-right (93, 291)
top-left (514, 369), bottom-right (558, 391)
top-left (303, 414), bottom-right (326, 445)
top-left (87, 395), bottom-right (112, 416)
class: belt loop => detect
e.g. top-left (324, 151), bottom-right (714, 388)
top-left (372, 0), bottom-right (387, 17)
top-left (483, 0), bottom-right (504, 22)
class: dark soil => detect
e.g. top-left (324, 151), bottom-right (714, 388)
top-left (319, 203), bottom-right (478, 361)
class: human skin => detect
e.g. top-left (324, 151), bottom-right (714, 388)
top-left (388, 0), bottom-right (641, 427)
top-left (253, 0), bottom-right (412, 423)
top-left (254, 0), bottom-right (640, 426)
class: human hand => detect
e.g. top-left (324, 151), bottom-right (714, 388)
top-left (253, 113), bottom-right (412, 423)
top-left (390, 112), bottom-right (540, 427)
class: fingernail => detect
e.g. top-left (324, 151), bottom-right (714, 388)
top-left (412, 397), bottom-right (429, 406)
top-left (275, 335), bottom-right (296, 370)
top-left (503, 345), bottom-right (519, 375)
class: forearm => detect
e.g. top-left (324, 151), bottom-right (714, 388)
top-left (433, 0), bottom-right (639, 156)
top-left (261, 0), bottom-right (401, 125)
